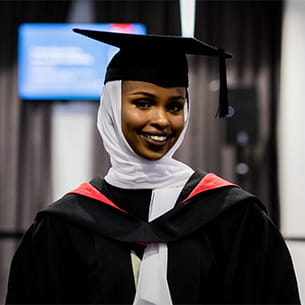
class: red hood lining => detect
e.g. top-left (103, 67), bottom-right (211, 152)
top-left (180, 173), bottom-right (239, 204)
top-left (66, 173), bottom-right (239, 212)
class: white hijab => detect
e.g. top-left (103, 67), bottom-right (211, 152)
top-left (97, 80), bottom-right (194, 304)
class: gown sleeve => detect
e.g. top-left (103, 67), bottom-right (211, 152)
top-left (222, 202), bottom-right (301, 304)
top-left (5, 216), bottom-right (64, 304)
top-left (5, 214), bottom-right (101, 304)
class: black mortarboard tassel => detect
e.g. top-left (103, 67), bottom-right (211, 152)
top-left (217, 49), bottom-right (229, 118)
top-left (73, 29), bottom-right (231, 118)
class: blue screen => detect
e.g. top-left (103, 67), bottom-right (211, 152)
top-left (18, 23), bottom-right (146, 100)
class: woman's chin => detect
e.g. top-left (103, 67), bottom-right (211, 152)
top-left (134, 146), bottom-right (168, 161)
top-left (137, 150), bottom-right (166, 161)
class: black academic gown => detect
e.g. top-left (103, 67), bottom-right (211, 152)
top-left (6, 170), bottom-right (300, 304)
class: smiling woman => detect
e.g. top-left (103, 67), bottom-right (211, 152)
top-left (121, 81), bottom-right (186, 160)
top-left (5, 30), bottom-right (300, 304)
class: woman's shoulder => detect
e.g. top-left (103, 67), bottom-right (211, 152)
top-left (30, 176), bottom-right (107, 236)
top-left (34, 178), bottom-right (154, 243)
top-left (184, 170), bottom-right (284, 239)
top-left (29, 193), bottom-right (92, 240)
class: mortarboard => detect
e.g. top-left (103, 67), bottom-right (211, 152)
top-left (73, 29), bottom-right (232, 117)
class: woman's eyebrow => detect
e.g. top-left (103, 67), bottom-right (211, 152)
top-left (169, 95), bottom-right (186, 100)
top-left (130, 91), bottom-right (156, 98)
top-left (130, 91), bottom-right (185, 100)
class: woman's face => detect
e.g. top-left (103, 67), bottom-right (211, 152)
top-left (122, 81), bottom-right (186, 161)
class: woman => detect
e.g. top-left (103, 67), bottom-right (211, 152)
top-left (6, 30), bottom-right (300, 304)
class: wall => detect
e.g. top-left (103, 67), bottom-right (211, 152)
top-left (51, 101), bottom-right (96, 200)
top-left (278, 0), bottom-right (305, 301)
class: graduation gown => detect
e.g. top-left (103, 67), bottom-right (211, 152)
top-left (6, 170), bottom-right (300, 304)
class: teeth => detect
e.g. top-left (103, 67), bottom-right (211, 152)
top-left (145, 134), bottom-right (168, 142)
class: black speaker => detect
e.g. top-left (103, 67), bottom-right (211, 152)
top-left (225, 86), bottom-right (258, 146)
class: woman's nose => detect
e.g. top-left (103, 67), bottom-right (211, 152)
top-left (150, 108), bottom-right (169, 128)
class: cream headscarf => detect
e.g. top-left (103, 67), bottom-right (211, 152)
top-left (97, 80), bottom-right (194, 304)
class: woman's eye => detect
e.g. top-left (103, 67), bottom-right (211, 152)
top-left (134, 100), bottom-right (151, 110)
top-left (167, 102), bottom-right (184, 113)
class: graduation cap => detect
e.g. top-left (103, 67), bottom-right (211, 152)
top-left (73, 28), bottom-right (232, 117)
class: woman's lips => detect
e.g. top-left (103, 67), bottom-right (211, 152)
top-left (140, 133), bottom-right (170, 147)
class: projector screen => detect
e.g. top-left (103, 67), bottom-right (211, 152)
top-left (18, 23), bottom-right (146, 100)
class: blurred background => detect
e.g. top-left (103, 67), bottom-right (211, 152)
top-left (0, 0), bottom-right (304, 303)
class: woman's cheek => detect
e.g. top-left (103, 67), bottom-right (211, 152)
top-left (172, 115), bottom-right (184, 133)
